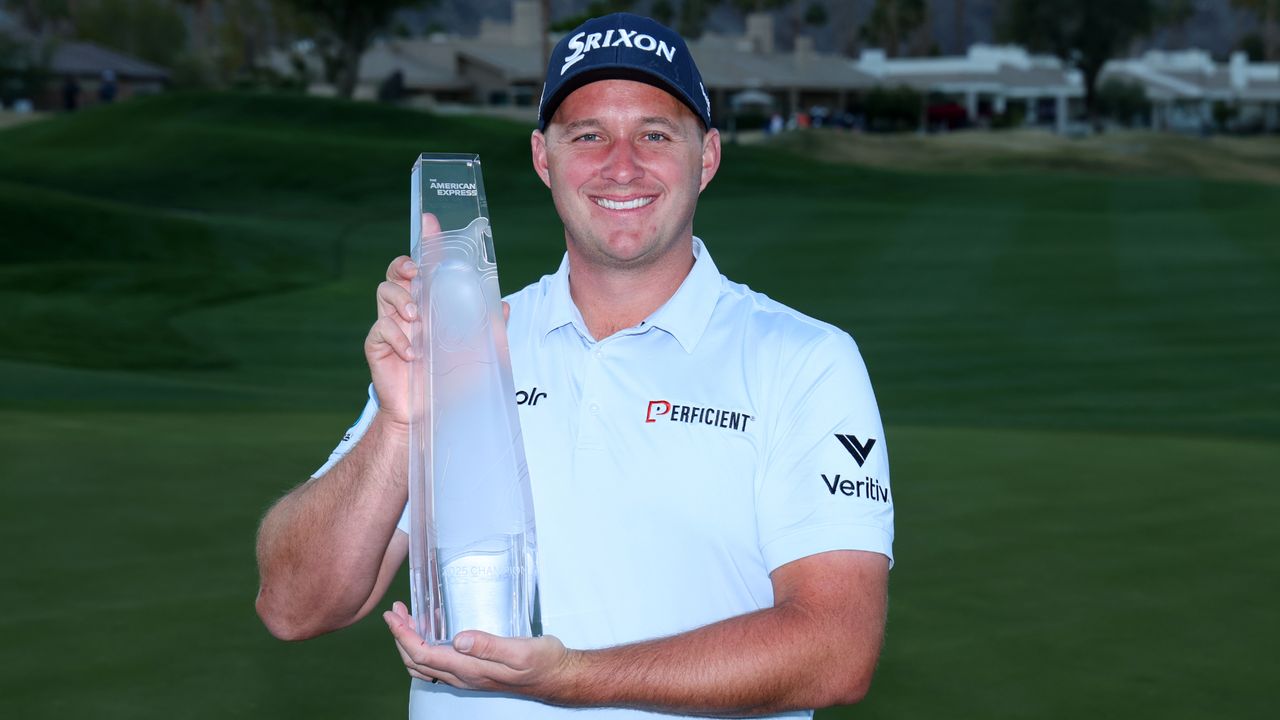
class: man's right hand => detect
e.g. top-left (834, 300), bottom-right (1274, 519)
top-left (365, 252), bottom-right (420, 430)
top-left (365, 213), bottom-right (510, 430)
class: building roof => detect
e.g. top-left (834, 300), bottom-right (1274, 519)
top-left (1100, 50), bottom-right (1280, 102)
top-left (853, 45), bottom-right (1083, 97)
top-left (691, 35), bottom-right (876, 91)
top-left (359, 39), bottom-right (469, 90)
top-left (454, 42), bottom-right (544, 83)
top-left (49, 41), bottom-right (169, 81)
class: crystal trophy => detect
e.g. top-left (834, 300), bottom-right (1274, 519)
top-left (407, 153), bottom-right (538, 644)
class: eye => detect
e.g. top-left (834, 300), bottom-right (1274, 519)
top-left (574, 132), bottom-right (601, 142)
top-left (643, 132), bottom-right (668, 142)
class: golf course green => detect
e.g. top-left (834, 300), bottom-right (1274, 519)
top-left (1, 93), bottom-right (1276, 719)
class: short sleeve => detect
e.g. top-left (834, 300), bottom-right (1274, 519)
top-left (313, 385), bottom-right (411, 534)
top-left (757, 332), bottom-right (894, 571)
top-left (312, 384), bottom-right (380, 478)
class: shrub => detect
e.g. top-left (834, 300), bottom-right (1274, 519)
top-left (1096, 79), bottom-right (1150, 127)
top-left (862, 85), bottom-right (923, 132)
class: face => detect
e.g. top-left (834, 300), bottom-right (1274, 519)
top-left (531, 79), bottom-right (720, 272)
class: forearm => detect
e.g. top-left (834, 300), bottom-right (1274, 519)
top-left (256, 411), bottom-right (408, 639)
top-left (547, 597), bottom-right (881, 716)
top-left (385, 552), bottom-right (888, 714)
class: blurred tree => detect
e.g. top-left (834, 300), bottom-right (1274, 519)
top-left (679, 0), bottom-right (714, 38)
top-left (911, 0), bottom-right (937, 55)
top-left (8, 0), bottom-right (71, 90)
top-left (862, 0), bottom-right (926, 57)
top-left (1155, 0), bottom-right (1195, 49)
top-left (551, 0), bottom-right (635, 32)
top-left (219, 0), bottom-right (273, 80)
top-left (649, 0), bottom-right (676, 26)
top-left (863, 83), bottom-right (924, 131)
top-left (1238, 30), bottom-right (1266, 60)
top-left (828, 0), bottom-right (867, 55)
top-left (0, 27), bottom-right (54, 105)
top-left (1231, 0), bottom-right (1278, 60)
top-left (999, 0), bottom-right (1154, 119)
top-left (1095, 77), bottom-right (1150, 126)
top-left (803, 1), bottom-right (827, 27)
top-left (540, 0), bottom-right (550, 85)
top-left (10, 0), bottom-right (73, 38)
top-left (282, 0), bottom-right (428, 99)
top-left (954, 0), bottom-right (966, 52)
top-left (169, 0), bottom-right (216, 86)
top-left (725, 0), bottom-right (789, 12)
top-left (73, 0), bottom-right (187, 68)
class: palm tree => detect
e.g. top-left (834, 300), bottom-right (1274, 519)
top-left (1231, 0), bottom-right (1278, 60)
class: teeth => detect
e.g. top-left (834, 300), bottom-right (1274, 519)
top-left (594, 196), bottom-right (654, 210)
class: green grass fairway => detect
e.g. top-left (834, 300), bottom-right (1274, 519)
top-left (1, 94), bottom-right (1277, 719)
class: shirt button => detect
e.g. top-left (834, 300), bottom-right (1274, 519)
top-left (593, 348), bottom-right (603, 359)
top-left (589, 403), bottom-right (600, 415)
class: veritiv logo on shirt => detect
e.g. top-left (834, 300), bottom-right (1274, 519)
top-left (834, 434), bottom-right (875, 467)
top-left (821, 473), bottom-right (890, 503)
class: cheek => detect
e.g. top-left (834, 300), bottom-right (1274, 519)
top-left (549, 154), bottom-right (597, 191)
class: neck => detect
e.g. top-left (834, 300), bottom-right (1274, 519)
top-left (566, 239), bottom-right (695, 341)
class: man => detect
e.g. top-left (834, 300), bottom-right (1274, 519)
top-left (256, 13), bottom-right (893, 720)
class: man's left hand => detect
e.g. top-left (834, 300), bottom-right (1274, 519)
top-left (383, 601), bottom-right (578, 700)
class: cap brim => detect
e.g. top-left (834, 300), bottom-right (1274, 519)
top-left (539, 64), bottom-right (709, 131)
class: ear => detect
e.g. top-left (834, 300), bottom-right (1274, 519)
top-left (531, 129), bottom-right (552, 189)
top-left (698, 128), bottom-right (721, 193)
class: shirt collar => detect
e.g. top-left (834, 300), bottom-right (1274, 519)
top-left (644, 237), bottom-right (720, 353)
top-left (540, 237), bottom-right (721, 354)
top-left (541, 252), bottom-right (585, 340)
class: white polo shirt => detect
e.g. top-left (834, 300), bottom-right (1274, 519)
top-left (317, 238), bottom-right (893, 720)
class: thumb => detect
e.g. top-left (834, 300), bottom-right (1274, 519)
top-left (502, 301), bottom-right (511, 324)
top-left (453, 630), bottom-right (499, 660)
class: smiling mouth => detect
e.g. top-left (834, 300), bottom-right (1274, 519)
top-left (592, 196), bottom-right (656, 211)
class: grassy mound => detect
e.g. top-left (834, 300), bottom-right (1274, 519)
top-left (770, 127), bottom-right (1280, 185)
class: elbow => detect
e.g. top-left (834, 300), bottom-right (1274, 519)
top-left (831, 676), bottom-right (872, 707)
top-left (809, 662), bottom-right (875, 709)
top-left (256, 589), bottom-right (327, 642)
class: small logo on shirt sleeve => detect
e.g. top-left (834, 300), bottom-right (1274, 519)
top-left (835, 434), bottom-right (876, 467)
top-left (821, 474), bottom-right (891, 503)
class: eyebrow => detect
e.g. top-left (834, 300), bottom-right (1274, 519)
top-left (558, 116), bottom-right (687, 135)
top-left (561, 118), bottom-right (604, 133)
top-left (639, 116), bottom-right (681, 131)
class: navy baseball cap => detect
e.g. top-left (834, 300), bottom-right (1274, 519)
top-left (537, 13), bottom-right (712, 131)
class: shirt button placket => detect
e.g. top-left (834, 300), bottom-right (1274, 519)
top-left (577, 342), bottom-right (606, 449)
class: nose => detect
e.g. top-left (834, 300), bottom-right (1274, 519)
top-left (600, 139), bottom-right (642, 185)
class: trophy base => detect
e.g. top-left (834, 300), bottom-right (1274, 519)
top-left (434, 533), bottom-right (535, 643)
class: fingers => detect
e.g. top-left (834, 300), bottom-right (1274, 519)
top-left (392, 600), bottom-right (413, 620)
top-left (502, 301), bottom-right (510, 324)
top-left (422, 212), bottom-right (442, 238)
top-left (366, 316), bottom-right (415, 362)
top-left (387, 255), bottom-right (416, 283)
top-left (385, 609), bottom-right (465, 686)
top-left (411, 213), bottom-right (444, 263)
top-left (453, 631), bottom-right (509, 664)
top-left (377, 280), bottom-right (417, 322)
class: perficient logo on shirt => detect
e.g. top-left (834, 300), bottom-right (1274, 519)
top-left (645, 400), bottom-right (753, 432)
